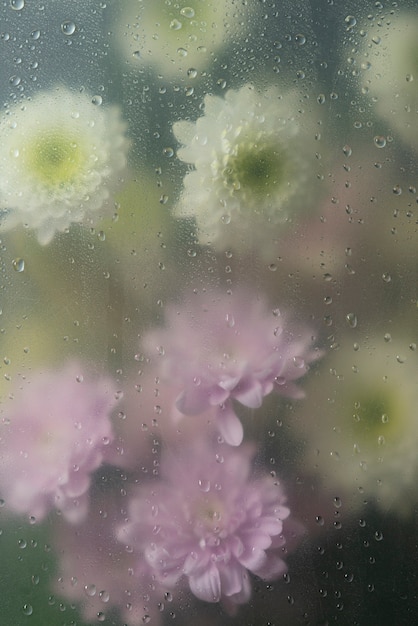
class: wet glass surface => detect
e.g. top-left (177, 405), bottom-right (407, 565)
top-left (0, 1), bottom-right (417, 625)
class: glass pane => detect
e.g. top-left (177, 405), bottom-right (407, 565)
top-left (0, 1), bottom-right (416, 625)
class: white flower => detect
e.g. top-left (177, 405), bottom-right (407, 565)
top-left (114, 0), bottom-right (237, 79)
top-left (173, 84), bottom-right (314, 253)
top-left (296, 336), bottom-right (418, 516)
top-left (0, 86), bottom-right (128, 244)
top-left (355, 11), bottom-right (418, 147)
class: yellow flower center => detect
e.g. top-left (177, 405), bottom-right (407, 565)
top-left (351, 387), bottom-right (401, 446)
top-left (223, 138), bottom-right (289, 203)
top-left (25, 130), bottom-right (86, 189)
top-left (193, 495), bottom-right (224, 535)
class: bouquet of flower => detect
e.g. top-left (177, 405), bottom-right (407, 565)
top-left (0, 2), bottom-right (416, 625)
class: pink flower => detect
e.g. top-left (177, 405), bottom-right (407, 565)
top-left (117, 439), bottom-right (292, 610)
top-left (142, 289), bottom-right (321, 445)
top-left (0, 362), bottom-right (117, 523)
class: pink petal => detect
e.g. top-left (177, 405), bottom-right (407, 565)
top-left (218, 376), bottom-right (241, 392)
top-left (239, 529), bottom-right (273, 551)
top-left (253, 553), bottom-right (288, 580)
top-left (216, 404), bottom-right (244, 446)
top-left (238, 547), bottom-right (268, 572)
top-left (233, 379), bottom-right (265, 408)
top-left (219, 562), bottom-right (246, 597)
top-left (189, 563), bottom-right (221, 603)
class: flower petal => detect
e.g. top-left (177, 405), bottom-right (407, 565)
top-left (189, 563), bottom-right (221, 603)
top-left (216, 404), bottom-right (244, 446)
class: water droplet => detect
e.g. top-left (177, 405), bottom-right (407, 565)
top-left (374, 136), bottom-right (386, 148)
top-left (10, 0), bottom-right (25, 10)
top-left (22, 604), bottom-right (33, 616)
top-left (295, 33), bottom-right (306, 45)
top-left (180, 7), bottom-right (195, 18)
top-left (345, 15), bottom-right (357, 29)
top-left (346, 313), bottom-right (357, 328)
top-left (170, 19), bottom-right (182, 31)
top-left (163, 147), bottom-right (174, 157)
top-left (61, 21), bottom-right (76, 36)
top-left (84, 584), bottom-right (96, 597)
top-left (92, 95), bottom-right (103, 106)
top-left (315, 515), bottom-right (324, 526)
top-left (12, 258), bottom-right (25, 272)
top-left (343, 145), bottom-right (352, 157)
top-left (99, 590), bottom-right (110, 603)
top-left (198, 479), bottom-right (210, 492)
top-left (274, 376), bottom-right (286, 386)
top-left (293, 356), bottom-right (305, 369)
top-left (225, 313), bottom-right (235, 328)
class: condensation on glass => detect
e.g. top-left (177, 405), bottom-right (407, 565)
top-left (0, 1), bottom-right (416, 625)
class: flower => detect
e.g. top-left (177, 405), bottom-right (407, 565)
top-left (295, 335), bottom-right (418, 516)
top-left (53, 492), bottom-right (165, 626)
top-left (355, 11), bottom-right (418, 147)
top-left (117, 439), bottom-right (292, 610)
top-left (114, 0), bottom-right (237, 79)
top-left (142, 289), bottom-right (321, 446)
top-left (172, 84), bottom-right (314, 253)
top-left (0, 86), bottom-right (128, 244)
top-left (0, 362), bottom-right (117, 523)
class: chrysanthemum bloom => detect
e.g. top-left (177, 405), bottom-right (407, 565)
top-left (295, 336), bottom-right (418, 516)
top-left (173, 84), bottom-right (315, 253)
top-left (114, 0), bottom-right (238, 79)
top-left (117, 439), bottom-right (292, 610)
top-left (54, 493), bottom-right (165, 626)
top-left (142, 289), bottom-right (321, 446)
top-left (355, 11), bottom-right (418, 147)
top-left (0, 362), bottom-right (117, 523)
top-left (0, 86), bottom-right (128, 244)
